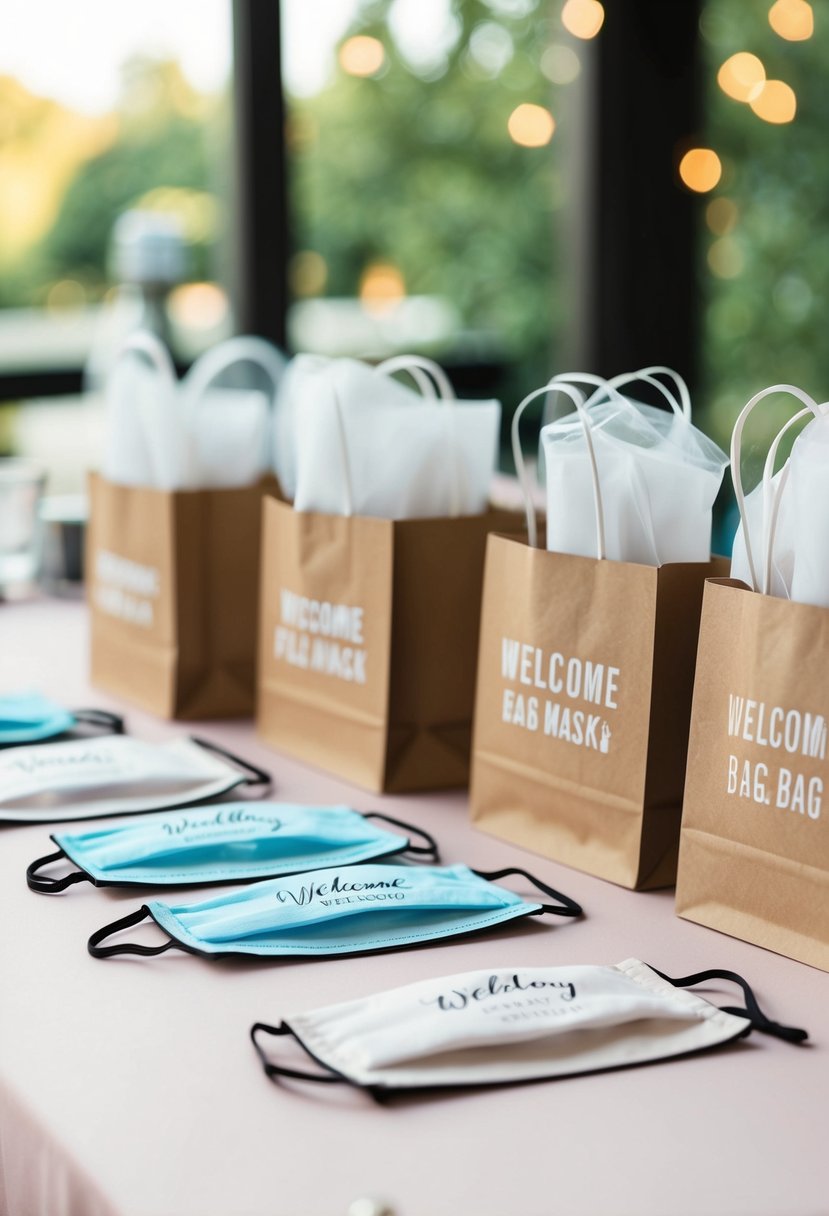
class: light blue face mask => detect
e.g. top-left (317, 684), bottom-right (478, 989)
top-left (0, 692), bottom-right (123, 746)
top-left (27, 805), bottom-right (438, 893)
top-left (87, 863), bottom-right (583, 961)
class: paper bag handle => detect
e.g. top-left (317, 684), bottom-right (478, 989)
top-left (118, 330), bottom-right (178, 390)
top-left (600, 367), bottom-right (691, 421)
top-left (731, 384), bottom-right (822, 593)
top-left (181, 336), bottom-right (286, 410)
top-left (375, 354), bottom-right (455, 401)
top-left (511, 381), bottom-right (605, 555)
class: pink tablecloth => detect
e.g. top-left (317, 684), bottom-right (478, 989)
top-left (0, 598), bottom-right (826, 1216)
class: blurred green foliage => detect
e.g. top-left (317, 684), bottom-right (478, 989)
top-left (288, 0), bottom-right (564, 402)
top-left (3, 0), bottom-right (827, 464)
top-left (700, 0), bottom-right (829, 459)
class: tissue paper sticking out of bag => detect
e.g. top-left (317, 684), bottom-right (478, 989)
top-left (101, 332), bottom-right (286, 491)
top-left (729, 385), bottom-right (829, 607)
top-left (290, 355), bottom-right (501, 519)
top-left (540, 371), bottom-right (728, 566)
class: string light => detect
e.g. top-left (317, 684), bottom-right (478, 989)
top-left (750, 80), bottom-right (797, 123)
top-left (561, 0), bottom-right (605, 40)
top-left (359, 263), bottom-right (406, 313)
top-left (717, 52), bottom-right (766, 102)
top-left (678, 148), bottom-right (722, 193)
top-left (508, 104), bottom-right (556, 147)
top-left (768, 0), bottom-right (814, 41)
top-left (339, 36), bottom-right (385, 77)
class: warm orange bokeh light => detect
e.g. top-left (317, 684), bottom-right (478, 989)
top-left (359, 262), bottom-right (406, 314)
top-left (678, 148), bottom-right (722, 193)
top-left (717, 52), bottom-right (766, 102)
top-left (768, 0), bottom-right (814, 41)
top-left (339, 36), bottom-right (385, 78)
top-left (750, 79), bottom-right (797, 123)
top-left (168, 282), bottom-right (229, 330)
top-left (561, 0), bottom-right (605, 40)
top-left (508, 103), bottom-right (555, 148)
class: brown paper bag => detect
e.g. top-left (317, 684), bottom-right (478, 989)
top-left (676, 578), bottom-right (829, 970)
top-left (470, 533), bottom-right (727, 889)
top-left (256, 496), bottom-right (523, 793)
top-left (87, 472), bottom-right (280, 720)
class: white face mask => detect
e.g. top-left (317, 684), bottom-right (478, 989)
top-left (251, 960), bottom-right (806, 1097)
top-left (0, 735), bottom-right (269, 822)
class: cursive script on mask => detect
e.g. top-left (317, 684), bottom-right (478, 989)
top-left (422, 973), bottom-right (577, 1012)
top-left (161, 808), bottom-right (283, 836)
top-left (275, 874), bottom-right (412, 907)
top-left (6, 747), bottom-right (114, 776)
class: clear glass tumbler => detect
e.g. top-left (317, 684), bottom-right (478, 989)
top-left (0, 459), bottom-right (47, 597)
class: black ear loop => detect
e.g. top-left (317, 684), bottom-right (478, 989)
top-left (71, 709), bottom-right (126, 736)
top-left (27, 849), bottom-right (90, 893)
top-left (190, 736), bottom-right (271, 787)
top-left (251, 1023), bottom-right (349, 1086)
top-left (650, 966), bottom-right (808, 1044)
top-left (88, 907), bottom-right (178, 958)
top-left (362, 812), bottom-right (439, 862)
top-left (473, 867), bottom-right (583, 919)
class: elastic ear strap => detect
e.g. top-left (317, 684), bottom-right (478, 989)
top-left (250, 1023), bottom-right (346, 1085)
top-left (474, 866), bottom-right (583, 918)
top-left (71, 709), bottom-right (126, 736)
top-left (26, 850), bottom-right (90, 894)
top-left (362, 811), bottom-right (440, 862)
top-left (88, 906), bottom-right (177, 959)
top-left (189, 736), bottom-right (271, 787)
top-left (651, 966), bottom-right (808, 1044)
top-left (730, 384), bottom-right (820, 592)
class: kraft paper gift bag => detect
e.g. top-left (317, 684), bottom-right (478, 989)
top-left (88, 333), bottom-right (286, 719)
top-left (257, 498), bottom-right (521, 792)
top-left (677, 385), bottom-right (829, 969)
top-left (256, 354), bottom-right (517, 792)
top-left (88, 472), bottom-right (280, 719)
top-left (470, 378), bottom-right (727, 889)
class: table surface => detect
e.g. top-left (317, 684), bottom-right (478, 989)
top-left (0, 598), bottom-right (826, 1216)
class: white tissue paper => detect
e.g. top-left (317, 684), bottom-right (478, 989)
top-left (290, 355), bottom-right (501, 519)
top-left (101, 332), bottom-right (286, 491)
top-left (730, 386), bottom-right (829, 607)
top-left (540, 371), bottom-right (728, 566)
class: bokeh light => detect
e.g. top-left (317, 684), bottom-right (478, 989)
top-left (679, 148), bottom-right (722, 193)
top-left (359, 262), bottom-right (406, 313)
top-left (717, 52), bottom-right (766, 102)
top-left (339, 36), bottom-right (385, 78)
top-left (706, 197), bottom-right (739, 236)
top-left (707, 236), bottom-right (744, 278)
top-left (750, 79), bottom-right (797, 123)
top-left (541, 43), bottom-right (581, 85)
top-left (290, 250), bottom-right (328, 298)
top-left (768, 0), bottom-right (814, 41)
top-left (561, 0), bottom-right (605, 41)
top-left (508, 103), bottom-right (555, 147)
